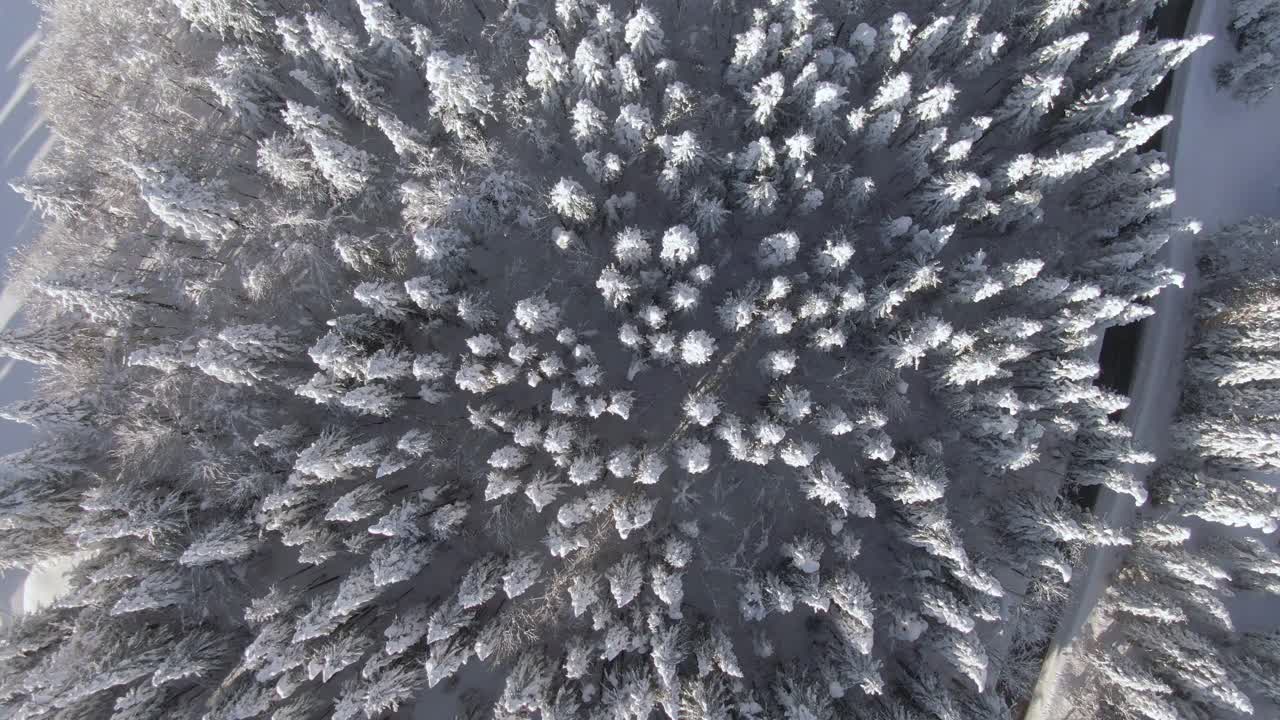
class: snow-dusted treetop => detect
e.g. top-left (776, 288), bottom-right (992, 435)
top-left (0, 0), bottom-right (1230, 719)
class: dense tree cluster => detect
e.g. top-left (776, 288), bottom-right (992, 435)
top-left (1084, 218), bottom-right (1280, 720)
top-left (0, 0), bottom-right (1230, 718)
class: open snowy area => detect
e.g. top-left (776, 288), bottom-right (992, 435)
top-left (2, 1), bottom-right (1280, 719)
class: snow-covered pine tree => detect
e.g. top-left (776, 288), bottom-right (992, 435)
top-left (1082, 215), bottom-right (1280, 719)
top-left (1216, 0), bottom-right (1280, 102)
top-left (0, 0), bottom-right (1213, 717)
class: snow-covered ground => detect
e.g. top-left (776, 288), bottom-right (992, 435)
top-left (1024, 1), bottom-right (1280, 717)
top-left (1169, 8), bottom-right (1280, 228)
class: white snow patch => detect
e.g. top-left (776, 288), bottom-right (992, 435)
top-left (22, 555), bottom-right (80, 613)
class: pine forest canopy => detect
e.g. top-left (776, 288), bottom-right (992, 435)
top-left (0, 0), bottom-right (1275, 719)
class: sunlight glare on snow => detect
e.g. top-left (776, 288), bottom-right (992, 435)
top-left (5, 31), bottom-right (40, 72)
top-left (5, 113), bottom-right (45, 167)
top-left (0, 75), bottom-right (33, 130)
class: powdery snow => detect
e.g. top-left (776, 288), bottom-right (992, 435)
top-left (1169, 7), bottom-right (1280, 230)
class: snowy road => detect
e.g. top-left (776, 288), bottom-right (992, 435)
top-left (1023, 0), bottom-right (1280, 717)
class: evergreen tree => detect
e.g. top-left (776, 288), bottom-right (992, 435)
top-left (0, 0), bottom-right (1215, 717)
